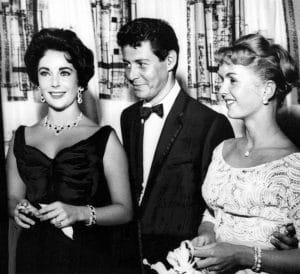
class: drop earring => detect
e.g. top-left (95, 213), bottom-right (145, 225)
top-left (40, 94), bottom-right (46, 103)
top-left (262, 96), bottom-right (269, 105)
top-left (77, 88), bottom-right (83, 104)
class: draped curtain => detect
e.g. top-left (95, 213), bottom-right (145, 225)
top-left (1, 0), bottom-right (295, 148)
top-left (0, 0), bottom-right (39, 152)
top-left (187, 0), bottom-right (235, 103)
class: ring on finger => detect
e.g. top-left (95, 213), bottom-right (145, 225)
top-left (16, 201), bottom-right (29, 211)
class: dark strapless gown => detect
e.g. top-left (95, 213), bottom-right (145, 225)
top-left (14, 125), bottom-right (114, 274)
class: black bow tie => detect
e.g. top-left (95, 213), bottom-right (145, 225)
top-left (140, 104), bottom-right (164, 120)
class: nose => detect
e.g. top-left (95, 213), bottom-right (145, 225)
top-left (219, 83), bottom-right (229, 96)
top-left (51, 74), bottom-right (60, 87)
top-left (126, 65), bottom-right (138, 82)
top-left (219, 83), bottom-right (229, 100)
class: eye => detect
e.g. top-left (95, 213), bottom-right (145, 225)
top-left (39, 70), bottom-right (49, 77)
top-left (60, 70), bottom-right (71, 76)
top-left (229, 77), bottom-right (236, 84)
top-left (139, 62), bottom-right (148, 69)
top-left (123, 62), bottom-right (131, 69)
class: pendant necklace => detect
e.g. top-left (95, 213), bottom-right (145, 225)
top-left (244, 150), bottom-right (250, 157)
top-left (43, 112), bottom-right (83, 136)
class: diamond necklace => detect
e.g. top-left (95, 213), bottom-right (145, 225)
top-left (43, 112), bottom-right (83, 136)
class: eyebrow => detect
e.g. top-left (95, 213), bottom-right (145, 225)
top-left (38, 67), bottom-right (74, 71)
top-left (219, 72), bottom-right (237, 78)
top-left (123, 58), bottom-right (150, 63)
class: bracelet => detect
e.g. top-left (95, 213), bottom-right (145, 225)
top-left (252, 246), bottom-right (262, 272)
top-left (85, 205), bottom-right (96, 226)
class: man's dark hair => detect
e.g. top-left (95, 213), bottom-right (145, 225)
top-left (117, 18), bottom-right (179, 74)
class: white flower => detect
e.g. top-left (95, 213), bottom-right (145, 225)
top-left (143, 240), bottom-right (207, 274)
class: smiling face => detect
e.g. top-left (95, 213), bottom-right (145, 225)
top-left (38, 49), bottom-right (80, 110)
top-left (218, 63), bottom-right (265, 119)
top-left (122, 41), bottom-right (171, 104)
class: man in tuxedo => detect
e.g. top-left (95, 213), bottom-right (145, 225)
top-left (115, 18), bottom-right (299, 274)
top-left (116, 18), bottom-right (234, 272)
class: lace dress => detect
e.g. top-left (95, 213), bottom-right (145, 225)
top-left (14, 125), bottom-right (114, 274)
top-left (202, 141), bottom-right (300, 274)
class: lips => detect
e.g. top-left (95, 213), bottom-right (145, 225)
top-left (223, 97), bottom-right (236, 107)
top-left (48, 92), bottom-right (66, 99)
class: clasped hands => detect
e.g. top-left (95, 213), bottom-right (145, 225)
top-left (191, 224), bottom-right (298, 273)
top-left (14, 199), bottom-right (80, 229)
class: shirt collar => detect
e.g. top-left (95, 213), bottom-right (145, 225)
top-left (143, 80), bottom-right (180, 118)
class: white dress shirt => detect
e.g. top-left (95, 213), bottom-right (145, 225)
top-left (139, 81), bottom-right (181, 204)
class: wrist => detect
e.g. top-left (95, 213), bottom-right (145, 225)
top-left (85, 205), bottom-right (96, 226)
top-left (77, 206), bottom-right (90, 223)
top-left (198, 221), bottom-right (215, 234)
top-left (235, 245), bottom-right (255, 269)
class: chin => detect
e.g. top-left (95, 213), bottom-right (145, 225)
top-left (227, 111), bottom-right (245, 120)
top-left (133, 90), bottom-right (149, 100)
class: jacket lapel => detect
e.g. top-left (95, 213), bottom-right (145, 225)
top-left (140, 90), bottom-right (189, 211)
top-left (129, 102), bottom-right (144, 198)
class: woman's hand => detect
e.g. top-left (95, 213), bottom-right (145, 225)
top-left (14, 199), bottom-right (40, 229)
top-left (38, 201), bottom-right (84, 228)
top-left (192, 232), bottom-right (215, 248)
top-left (192, 221), bottom-right (216, 247)
top-left (193, 242), bottom-right (252, 273)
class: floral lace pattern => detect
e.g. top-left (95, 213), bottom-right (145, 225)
top-left (202, 141), bottom-right (300, 249)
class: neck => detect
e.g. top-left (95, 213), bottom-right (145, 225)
top-left (46, 104), bottom-right (82, 125)
top-left (243, 113), bottom-right (283, 153)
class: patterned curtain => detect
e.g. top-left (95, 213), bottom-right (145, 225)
top-left (282, 0), bottom-right (300, 103)
top-left (186, 0), bottom-right (236, 104)
top-left (0, 0), bottom-right (41, 151)
top-left (91, 0), bottom-right (133, 102)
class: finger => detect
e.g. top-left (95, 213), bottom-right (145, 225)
top-left (40, 209), bottom-right (60, 221)
top-left (192, 237), bottom-right (204, 247)
top-left (38, 201), bottom-right (62, 214)
top-left (14, 215), bottom-right (31, 229)
top-left (286, 224), bottom-right (296, 236)
top-left (52, 218), bottom-right (63, 227)
top-left (271, 236), bottom-right (298, 250)
top-left (195, 257), bottom-right (214, 269)
top-left (194, 244), bottom-right (214, 258)
top-left (272, 232), bottom-right (298, 246)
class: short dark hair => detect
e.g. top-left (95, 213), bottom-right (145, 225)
top-left (117, 18), bottom-right (179, 74)
top-left (24, 28), bottom-right (94, 90)
top-left (216, 33), bottom-right (299, 108)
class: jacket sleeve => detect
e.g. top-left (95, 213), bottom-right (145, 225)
top-left (201, 114), bottom-right (234, 182)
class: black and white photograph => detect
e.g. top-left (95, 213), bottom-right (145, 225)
top-left (1, 0), bottom-right (300, 273)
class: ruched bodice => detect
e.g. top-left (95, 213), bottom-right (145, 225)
top-left (14, 125), bottom-right (114, 274)
top-left (14, 125), bottom-right (111, 206)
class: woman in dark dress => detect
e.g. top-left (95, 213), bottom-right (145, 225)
top-left (6, 28), bottom-right (133, 274)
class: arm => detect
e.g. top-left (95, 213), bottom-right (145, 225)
top-left (6, 133), bottom-right (39, 228)
top-left (39, 130), bottom-right (133, 227)
top-left (92, 129), bottom-right (133, 225)
top-left (192, 209), bottom-right (216, 247)
top-left (194, 242), bottom-right (300, 274)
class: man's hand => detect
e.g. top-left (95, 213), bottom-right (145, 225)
top-left (271, 224), bottom-right (298, 250)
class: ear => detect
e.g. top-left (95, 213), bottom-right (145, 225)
top-left (166, 50), bottom-right (177, 72)
top-left (262, 80), bottom-right (276, 103)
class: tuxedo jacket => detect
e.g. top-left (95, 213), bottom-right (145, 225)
top-left (120, 89), bottom-right (234, 264)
